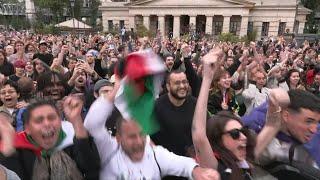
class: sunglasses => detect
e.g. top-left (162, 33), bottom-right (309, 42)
top-left (223, 127), bottom-right (248, 140)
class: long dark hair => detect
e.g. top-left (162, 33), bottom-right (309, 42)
top-left (281, 69), bottom-right (302, 89)
top-left (0, 49), bottom-right (9, 65)
top-left (206, 111), bottom-right (256, 180)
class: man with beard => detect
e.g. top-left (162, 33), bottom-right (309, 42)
top-left (0, 95), bottom-right (100, 180)
top-left (164, 55), bottom-right (175, 72)
top-left (85, 51), bottom-right (106, 79)
top-left (84, 79), bottom-right (220, 180)
top-left (152, 70), bottom-right (196, 161)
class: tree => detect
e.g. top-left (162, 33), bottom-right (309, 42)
top-left (33, 0), bottom-right (69, 23)
top-left (87, 0), bottom-right (101, 28)
top-left (301, 0), bottom-right (320, 33)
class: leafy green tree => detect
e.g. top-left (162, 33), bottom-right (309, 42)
top-left (34, 0), bottom-right (69, 23)
top-left (301, 0), bottom-right (320, 33)
top-left (86, 0), bottom-right (101, 28)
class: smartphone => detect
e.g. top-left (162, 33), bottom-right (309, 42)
top-left (77, 58), bottom-right (85, 63)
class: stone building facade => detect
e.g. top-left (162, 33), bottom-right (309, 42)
top-left (100, 0), bottom-right (311, 39)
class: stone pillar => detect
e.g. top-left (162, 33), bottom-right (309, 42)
top-left (239, 16), bottom-right (249, 37)
top-left (286, 21), bottom-right (295, 34)
top-left (103, 17), bottom-right (109, 32)
top-left (205, 16), bottom-right (213, 35)
top-left (298, 21), bottom-right (305, 34)
top-left (25, 0), bottom-right (36, 22)
top-left (158, 15), bottom-right (165, 37)
top-left (253, 21), bottom-right (263, 40)
top-left (268, 21), bottom-right (279, 37)
top-left (143, 15), bottom-right (150, 30)
top-left (129, 16), bottom-right (135, 29)
top-left (173, 15), bottom-right (180, 38)
top-left (222, 16), bottom-right (231, 33)
top-left (189, 16), bottom-right (196, 28)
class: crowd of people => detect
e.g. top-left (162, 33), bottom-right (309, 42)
top-left (0, 29), bottom-right (319, 180)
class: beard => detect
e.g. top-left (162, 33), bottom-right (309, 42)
top-left (169, 87), bottom-right (187, 100)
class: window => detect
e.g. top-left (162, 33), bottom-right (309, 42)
top-left (230, 21), bottom-right (240, 35)
top-left (214, 21), bottom-right (223, 35)
top-left (83, 0), bottom-right (90, 7)
top-left (261, 22), bottom-right (269, 37)
top-left (119, 20), bottom-right (125, 29)
top-left (247, 21), bottom-right (253, 34)
top-left (278, 22), bottom-right (286, 35)
top-left (108, 20), bottom-right (113, 31)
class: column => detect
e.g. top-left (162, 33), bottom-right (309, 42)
top-left (114, 20), bottom-right (120, 27)
top-left (173, 15), bottom-right (180, 38)
top-left (298, 21), bottom-right (305, 34)
top-left (129, 16), bottom-right (135, 29)
top-left (205, 16), bottom-right (213, 35)
top-left (189, 16), bottom-right (196, 28)
top-left (286, 21), bottom-right (295, 34)
top-left (158, 15), bottom-right (165, 37)
top-left (222, 16), bottom-right (231, 33)
top-left (103, 18), bottom-right (109, 32)
top-left (268, 21), bottom-right (279, 37)
top-left (143, 15), bottom-right (150, 30)
top-left (253, 21), bottom-right (263, 40)
top-left (189, 16), bottom-right (196, 35)
top-left (239, 16), bottom-right (249, 37)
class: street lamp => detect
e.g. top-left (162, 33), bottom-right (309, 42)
top-left (82, 17), bottom-right (87, 36)
top-left (82, 17), bottom-right (87, 28)
top-left (69, 0), bottom-right (75, 35)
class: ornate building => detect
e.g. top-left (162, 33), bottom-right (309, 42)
top-left (100, 0), bottom-right (311, 39)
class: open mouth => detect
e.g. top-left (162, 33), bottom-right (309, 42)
top-left (4, 97), bottom-right (12, 102)
top-left (237, 143), bottom-right (247, 152)
top-left (42, 130), bottom-right (55, 139)
top-left (77, 78), bottom-right (85, 84)
top-left (50, 91), bottom-right (60, 97)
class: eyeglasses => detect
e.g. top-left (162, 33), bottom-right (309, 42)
top-left (223, 127), bottom-right (248, 140)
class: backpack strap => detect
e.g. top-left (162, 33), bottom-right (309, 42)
top-left (152, 147), bottom-right (162, 178)
top-left (289, 143), bottom-right (297, 165)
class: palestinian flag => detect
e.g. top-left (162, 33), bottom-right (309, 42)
top-left (115, 49), bottom-right (166, 134)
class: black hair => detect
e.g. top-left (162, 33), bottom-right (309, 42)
top-left (1, 79), bottom-right (20, 94)
top-left (288, 89), bottom-right (320, 113)
top-left (164, 54), bottom-right (174, 61)
top-left (166, 69), bottom-right (186, 84)
top-left (206, 111), bottom-right (256, 180)
top-left (36, 71), bottom-right (67, 92)
top-left (23, 99), bottom-right (59, 124)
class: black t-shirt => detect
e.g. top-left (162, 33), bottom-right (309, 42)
top-left (33, 53), bottom-right (53, 66)
top-left (0, 62), bottom-right (15, 76)
top-left (151, 94), bottom-right (196, 156)
top-left (8, 74), bottom-right (20, 82)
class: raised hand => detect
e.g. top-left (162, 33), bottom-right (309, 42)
top-left (0, 113), bottom-right (15, 156)
top-left (63, 95), bottom-right (88, 138)
top-left (192, 167), bottom-right (220, 180)
top-left (266, 88), bottom-right (290, 127)
top-left (63, 95), bottom-right (84, 124)
top-left (202, 46), bottom-right (223, 80)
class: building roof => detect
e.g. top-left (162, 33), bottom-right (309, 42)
top-left (127, 0), bottom-right (255, 6)
top-left (55, 18), bottom-right (92, 29)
